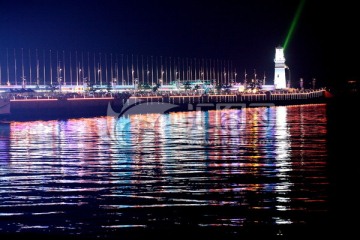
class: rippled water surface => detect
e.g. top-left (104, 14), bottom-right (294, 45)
top-left (0, 104), bottom-right (329, 239)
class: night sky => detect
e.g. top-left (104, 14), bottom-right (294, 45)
top-left (0, 0), bottom-right (358, 88)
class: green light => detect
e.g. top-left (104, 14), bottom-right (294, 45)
top-left (283, 0), bottom-right (306, 51)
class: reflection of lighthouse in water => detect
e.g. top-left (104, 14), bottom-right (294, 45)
top-left (274, 46), bottom-right (287, 89)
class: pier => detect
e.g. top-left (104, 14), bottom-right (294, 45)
top-left (1, 88), bottom-right (326, 120)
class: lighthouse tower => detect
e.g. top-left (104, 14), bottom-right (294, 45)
top-left (274, 46), bottom-right (287, 89)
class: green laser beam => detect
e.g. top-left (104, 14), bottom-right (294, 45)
top-left (283, 0), bottom-right (306, 51)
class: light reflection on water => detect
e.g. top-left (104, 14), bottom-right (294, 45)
top-left (0, 104), bottom-right (328, 237)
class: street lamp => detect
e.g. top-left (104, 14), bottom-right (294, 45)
top-left (175, 71), bottom-right (179, 87)
top-left (263, 73), bottom-right (266, 86)
top-left (132, 70), bottom-right (135, 85)
top-left (98, 69), bottom-right (101, 86)
top-left (58, 68), bottom-right (62, 92)
top-left (78, 69), bottom-right (82, 86)
top-left (21, 76), bottom-right (26, 88)
top-left (285, 65), bottom-right (291, 88)
top-left (312, 78), bottom-right (316, 89)
top-left (58, 68), bottom-right (62, 80)
top-left (147, 70), bottom-right (150, 85)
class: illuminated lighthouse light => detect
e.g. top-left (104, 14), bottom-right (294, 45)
top-left (274, 47), bottom-right (287, 89)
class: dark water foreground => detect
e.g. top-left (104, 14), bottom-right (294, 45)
top-left (0, 99), bottom-right (356, 240)
top-left (326, 93), bottom-right (359, 240)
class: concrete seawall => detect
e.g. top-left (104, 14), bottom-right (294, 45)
top-left (5, 90), bottom-right (326, 120)
top-left (9, 97), bottom-right (126, 120)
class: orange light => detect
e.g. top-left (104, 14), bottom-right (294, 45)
top-left (10, 99), bottom-right (58, 102)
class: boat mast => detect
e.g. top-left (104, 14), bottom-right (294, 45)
top-left (6, 49), bottom-right (9, 85)
top-left (21, 48), bottom-right (25, 87)
top-left (28, 49), bottom-right (32, 85)
top-left (126, 55), bottom-right (129, 85)
top-left (169, 56), bottom-right (172, 83)
top-left (81, 52), bottom-right (84, 85)
top-left (50, 50), bottom-right (53, 85)
top-left (70, 51), bottom-right (73, 86)
top-left (136, 54), bottom-right (139, 85)
top-left (87, 52), bottom-right (90, 86)
top-left (150, 56), bottom-right (153, 85)
top-left (105, 53), bottom-right (108, 85)
top-left (63, 50), bottom-right (66, 85)
top-left (121, 54), bottom-right (124, 85)
top-left (0, 55), bottom-right (1, 85)
top-left (75, 51), bottom-right (78, 86)
top-left (14, 49), bottom-right (17, 85)
top-left (141, 55), bottom-right (144, 84)
top-left (93, 52), bottom-right (96, 85)
top-left (155, 56), bottom-right (158, 84)
top-left (110, 53), bottom-right (113, 85)
top-left (43, 50), bottom-right (46, 85)
top-left (36, 49), bottom-right (39, 85)
top-left (115, 54), bottom-right (119, 86)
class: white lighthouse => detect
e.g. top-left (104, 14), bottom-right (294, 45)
top-left (274, 46), bottom-right (287, 89)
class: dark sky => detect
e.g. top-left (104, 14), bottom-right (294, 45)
top-left (0, 0), bottom-right (358, 88)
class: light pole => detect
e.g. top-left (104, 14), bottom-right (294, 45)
top-left (312, 78), bottom-right (316, 89)
top-left (175, 71), bottom-right (179, 87)
top-left (79, 69), bottom-right (82, 86)
top-left (147, 70), bottom-right (150, 85)
top-left (285, 65), bottom-right (291, 88)
top-left (132, 70), bottom-right (134, 86)
top-left (263, 72), bottom-right (266, 86)
top-left (98, 69), bottom-right (101, 86)
top-left (58, 67), bottom-right (62, 92)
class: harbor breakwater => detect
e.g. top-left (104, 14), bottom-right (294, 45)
top-left (5, 89), bottom-right (326, 120)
